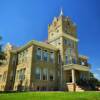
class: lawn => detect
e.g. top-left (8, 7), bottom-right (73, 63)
top-left (0, 92), bottom-right (100, 100)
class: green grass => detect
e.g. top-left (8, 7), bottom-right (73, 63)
top-left (0, 92), bottom-right (100, 100)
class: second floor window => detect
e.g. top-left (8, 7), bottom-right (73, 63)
top-left (66, 56), bottom-right (69, 64)
top-left (64, 39), bottom-right (67, 45)
top-left (43, 50), bottom-right (48, 62)
top-left (50, 52), bottom-right (54, 63)
top-left (36, 48), bottom-right (42, 60)
top-left (72, 58), bottom-right (77, 64)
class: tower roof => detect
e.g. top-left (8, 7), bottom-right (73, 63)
top-left (60, 8), bottom-right (63, 16)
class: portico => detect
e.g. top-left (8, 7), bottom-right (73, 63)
top-left (63, 64), bottom-right (90, 91)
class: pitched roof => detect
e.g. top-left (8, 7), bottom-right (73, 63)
top-left (12, 39), bottom-right (58, 53)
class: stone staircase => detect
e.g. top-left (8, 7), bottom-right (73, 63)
top-left (75, 85), bottom-right (85, 92)
top-left (66, 83), bottom-right (86, 92)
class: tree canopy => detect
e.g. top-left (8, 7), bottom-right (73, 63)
top-left (0, 36), bottom-right (2, 40)
top-left (0, 36), bottom-right (5, 63)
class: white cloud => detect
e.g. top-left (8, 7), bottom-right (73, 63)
top-left (96, 68), bottom-right (100, 71)
top-left (94, 73), bottom-right (100, 80)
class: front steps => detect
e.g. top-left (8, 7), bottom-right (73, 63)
top-left (66, 83), bottom-right (86, 92)
top-left (75, 85), bottom-right (85, 92)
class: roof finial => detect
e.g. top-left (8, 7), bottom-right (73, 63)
top-left (60, 7), bottom-right (63, 16)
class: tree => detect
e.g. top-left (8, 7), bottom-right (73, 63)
top-left (0, 36), bottom-right (5, 65)
top-left (90, 72), bottom-right (100, 86)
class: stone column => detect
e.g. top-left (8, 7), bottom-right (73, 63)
top-left (72, 69), bottom-right (75, 83)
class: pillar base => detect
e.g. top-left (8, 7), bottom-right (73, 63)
top-left (66, 83), bottom-right (76, 92)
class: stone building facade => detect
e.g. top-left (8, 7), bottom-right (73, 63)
top-left (0, 10), bottom-right (90, 91)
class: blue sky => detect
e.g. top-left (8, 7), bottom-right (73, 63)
top-left (0, 0), bottom-right (100, 80)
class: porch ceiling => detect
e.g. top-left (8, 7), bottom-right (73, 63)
top-left (63, 64), bottom-right (90, 71)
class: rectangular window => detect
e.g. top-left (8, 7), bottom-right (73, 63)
top-left (66, 56), bottom-right (69, 64)
top-left (19, 68), bottom-right (25, 81)
top-left (69, 56), bottom-right (72, 64)
top-left (49, 70), bottom-right (54, 81)
top-left (70, 41), bottom-right (73, 48)
top-left (72, 58), bottom-right (77, 64)
top-left (35, 67), bottom-right (41, 80)
top-left (43, 50), bottom-right (48, 62)
top-left (67, 39), bottom-right (73, 47)
top-left (50, 52), bottom-right (54, 63)
top-left (64, 39), bottom-right (67, 45)
top-left (43, 68), bottom-right (48, 80)
top-left (50, 75), bottom-right (53, 81)
top-left (67, 40), bottom-right (70, 46)
top-left (36, 48), bottom-right (42, 60)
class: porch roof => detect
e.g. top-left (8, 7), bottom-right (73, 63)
top-left (63, 64), bottom-right (90, 71)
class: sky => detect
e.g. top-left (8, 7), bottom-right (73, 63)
top-left (0, 0), bottom-right (100, 80)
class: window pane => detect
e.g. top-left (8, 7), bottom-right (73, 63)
top-left (66, 56), bottom-right (69, 64)
top-left (19, 68), bottom-right (25, 81)
top-left (72, 58), bottom-right (77, 64)
top-left (43, 50), bottom-right (48, 62)
top-left (50, 52), bottom-right (54, 63)
top-left (36, 48), bottom-right (42, 60)
top-left (49, 70), bottom-right (54, 81)
top-left (43, 68), bottom-right (48, 80)
top-left (35, 67), bottom-right (41, 80)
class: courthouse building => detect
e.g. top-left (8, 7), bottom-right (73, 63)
top-left (0, 10), bottom-right (90, 92)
